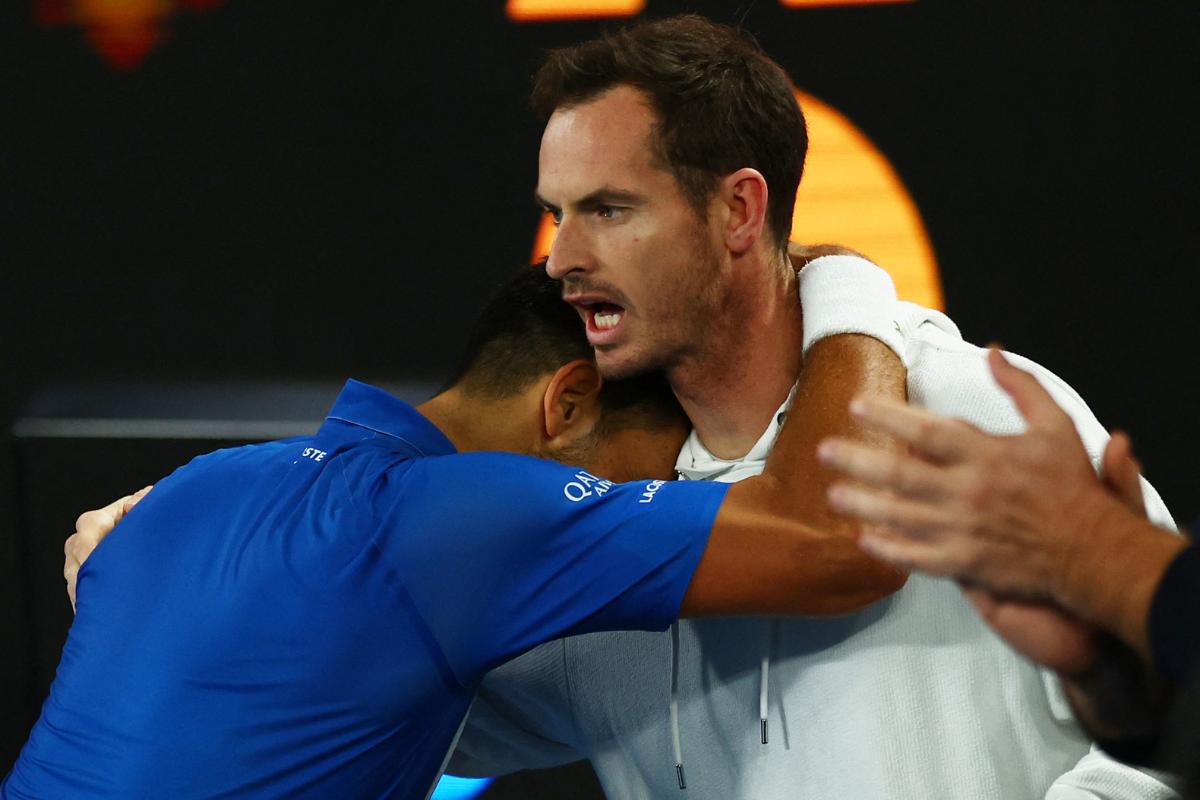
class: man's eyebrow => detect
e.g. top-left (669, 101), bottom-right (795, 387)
top-left (535, 187), bottom-right (646, 211)
top-left (578, 187), bottom-right (645, 207)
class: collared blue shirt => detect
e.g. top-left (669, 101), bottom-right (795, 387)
top-left (4, 380), bottom-right (726, 799)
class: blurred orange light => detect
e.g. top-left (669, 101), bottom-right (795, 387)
top-left (790, 90), bottom-right (941, 309)
top-left (75, 0), bottom-right (170, 71)
top-left (780, 0), bottom-right (911, 6)
top-left (506, 0), bottom-right (908, 21)
top-left (532, 89), bottom-right (942, 310)
top-left (506, 0), bottom-right (644, 23)
top-left (34, 0), bottom-right (225, 71)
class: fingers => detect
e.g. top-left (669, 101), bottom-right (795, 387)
top-left (64, 534), bottom-right (81, 612)
top-left (856, 528), bottom-right (962, 577)
top-left (121, 485), bottom-right (153, 515)
top-left (847, 395), bottom-right (980, 463)
top-left (958, 588), bottom-right (1101, 675)
top-left (818, 438), bottom-right (948, 498)
top-left (960, 584), bottom-right (999, 617)
top-left (74, 486), bottom-right (148, 539)
top-left (826, 481), bottom-right (948, 534)
top-left (63, 527), bottom-right (99, 613)
top-left (787, 242), bottom-right (867, 270)
top-left (821, 439), bottom-right (973, 575)
top-left (1101, 432), bottom-right (1146, 516)
top-left (987, 349), bottom-right (1073, 432)
top-left (75, 501), bottom-right (124, 540)
top-left (65, 487), bottom-right (149, 612)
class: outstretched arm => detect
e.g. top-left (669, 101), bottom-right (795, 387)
top-left (682, 255), bottom-right (909, 616)
top-left (64, 259), bottom-right (909, 623)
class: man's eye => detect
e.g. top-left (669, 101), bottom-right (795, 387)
top-left (546, 209), bottom-right (562, 225)
top-left (597, 206), bottom-right (622, 219)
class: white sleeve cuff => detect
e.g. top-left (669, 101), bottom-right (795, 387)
top-left (798, 255), bottom-right (904, 358)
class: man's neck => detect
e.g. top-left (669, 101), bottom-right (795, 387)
top-left (669, 254), bottom-right (803, 460)
top-left (417, 389), bottom-right (526, 455)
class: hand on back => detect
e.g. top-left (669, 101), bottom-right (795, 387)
top-left (65, 486), bottom-right (151, 611)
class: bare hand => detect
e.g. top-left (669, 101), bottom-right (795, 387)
top-left (961, 587), bottom-right (1100, 675)
top-left (948, 433), bottom-right (1148, 676)
top-left (65, 486), bottom-right (152, 611)
top-left (1098, 430), bottom-right (1146, 517)
top-left (787, 242), bottom-right (868, 272)
top-left (816, 348), bottom-right (1112, 606)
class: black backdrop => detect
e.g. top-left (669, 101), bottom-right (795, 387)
top-left (2, 0), bottom-right (1199, 789)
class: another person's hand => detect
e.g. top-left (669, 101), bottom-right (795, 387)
top-left (65, 486), bottom-right (151, 611)
top-left (950, 432), bottom-right (1149, 677)
top-left (817, 348), bottom-right (1186, 663)
top-left (957, 432), bottom-right (1170, 743)
top-left (816, 348), bottom-right (1116, 606)
top-left (787, 242), bottom-right (868, 271)
top-left (960, 588), bottom-right (1100, 675)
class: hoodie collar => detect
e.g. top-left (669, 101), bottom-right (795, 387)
top-left (674, 383), bottom-right (797, 482)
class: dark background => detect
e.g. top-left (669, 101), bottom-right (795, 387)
top-left (2, 0), bottom-right (1198, 794)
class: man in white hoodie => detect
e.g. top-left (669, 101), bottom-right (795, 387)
top-left (448, 14), bottom-right (1182, 798)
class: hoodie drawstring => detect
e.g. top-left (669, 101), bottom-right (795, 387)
top-left (670, 622), bottom-right (686, 789)
top-left (671, 619), bottom-right (778, 790)
top-left (760, 619), bottom-right (779, 744)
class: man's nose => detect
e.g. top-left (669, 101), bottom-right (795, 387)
top-left (545, 214), bottom-right (589, 279)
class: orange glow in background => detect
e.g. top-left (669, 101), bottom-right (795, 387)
top-left (32, 0), bottom-right (917, 70)
top-left (36, 0), bottom-right (937, 308)
top-left (35, 0), bottom-right (225, 70)
top-left (791, 90), bottom-right (941, 309)
top-left (511, 0), bottom-right (910, 22)
top-left (533, 90), bottom-right (942, 310)
top-left (507, 0), bottom-right (644, 22)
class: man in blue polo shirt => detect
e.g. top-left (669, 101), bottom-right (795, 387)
top-left (6, 264), bottom-right (905, 799)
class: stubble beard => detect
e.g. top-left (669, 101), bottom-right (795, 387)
top-left (596, 235), bottom-right (727, 382)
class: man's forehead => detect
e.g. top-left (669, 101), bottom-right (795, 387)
top-left (537, 88), bottom-right (670, 200)
top-left (542, 92), bottom-right (655, 156)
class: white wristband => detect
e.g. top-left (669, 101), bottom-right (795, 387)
top-left (798, 255), bottom-right (904, 358)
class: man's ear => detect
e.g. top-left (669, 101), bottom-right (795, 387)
top-left (720, 167), bottom-right (770, 256)
top-left (542, 359), bottom-right (604, 442)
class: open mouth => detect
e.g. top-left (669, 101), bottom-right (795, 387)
top-left (571, 299), bottom-right (627, 342)
top-left (588, 302), bottom-right (624, 331)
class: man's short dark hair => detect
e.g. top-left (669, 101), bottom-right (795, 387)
top-left (450, 262), bottom-right (685, 433)
top-left (532, 14), bottom-right (807, 252)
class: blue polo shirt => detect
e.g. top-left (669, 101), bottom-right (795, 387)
top-left (4, 380), bottom-right (726, 799)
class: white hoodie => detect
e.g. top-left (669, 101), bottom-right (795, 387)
top-left (450, 263), bottom-right (1181, 799)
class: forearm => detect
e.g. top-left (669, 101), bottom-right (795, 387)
top-left (1058, 500), bottom-right (1187, 661)
top-left (691, 498), bottom-right (902, 615)
top-left (685, 257), bottom-right (909, 616)
top-left (748, 259), bottom-right (909, 607)
top-left (763, 332), bottom-right (906, 528)
top-left (692, 335), bottom-right (908, 615)
top-left (762, 254), bottom-right (908, 533)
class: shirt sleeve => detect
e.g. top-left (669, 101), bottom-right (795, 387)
top-left (373, 451), bottom-right (728, 685)
top-left (1149, 543), bottom-right (1200, 686)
